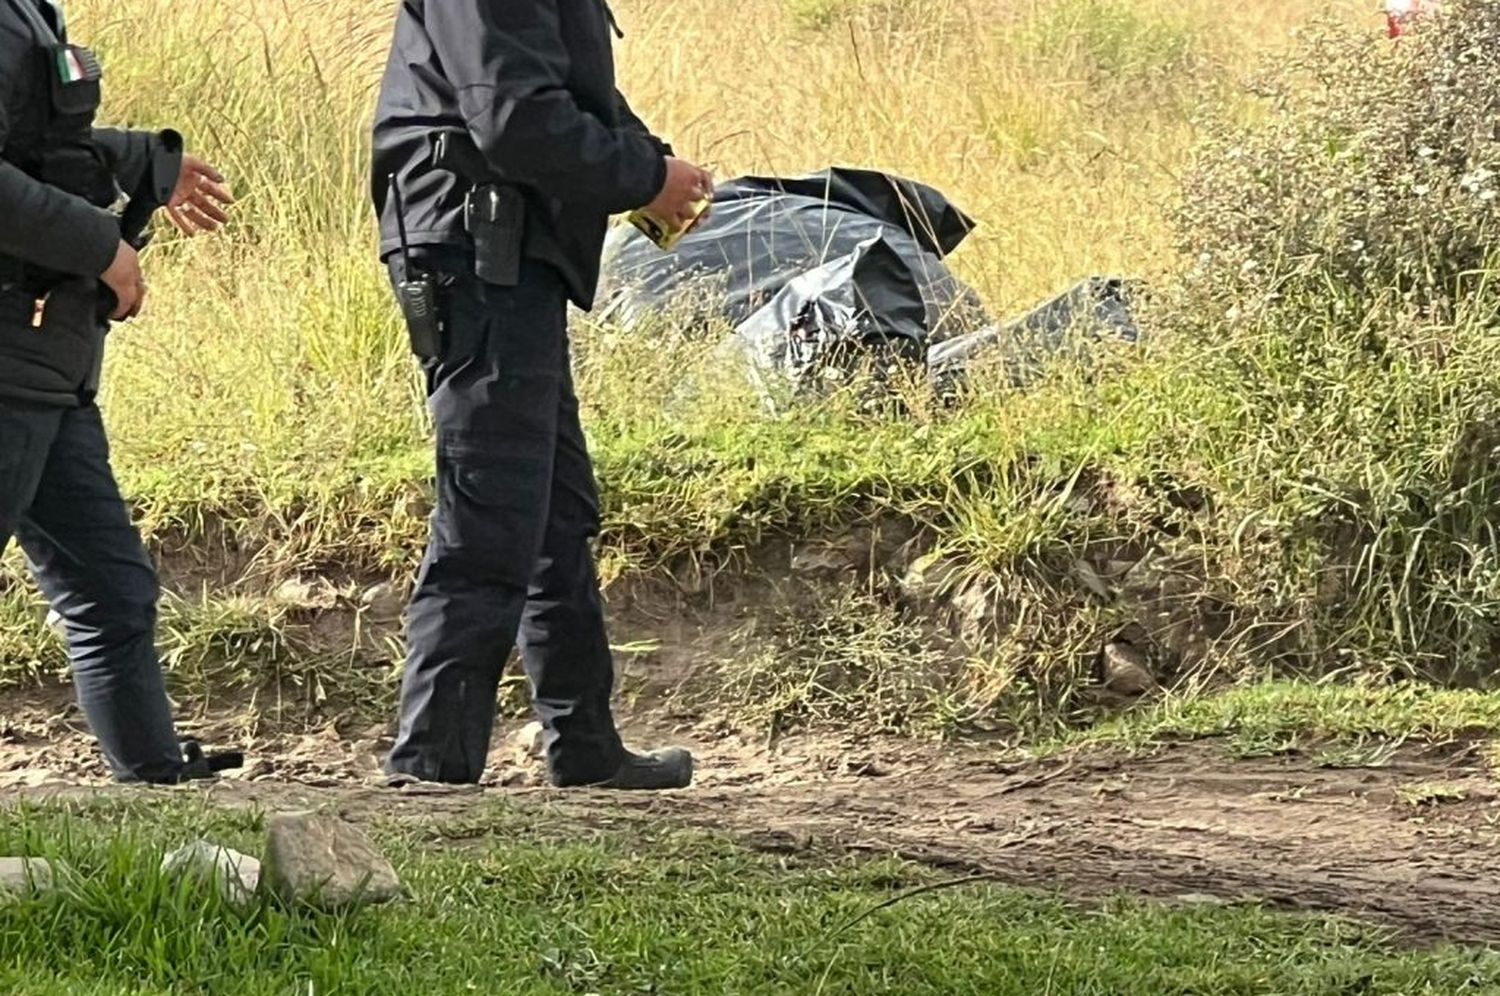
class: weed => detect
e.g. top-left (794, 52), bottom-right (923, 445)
top-left (1397, 781), bottom-right (1470, 807)
top-left (711, 582), bottom-right (957, 737)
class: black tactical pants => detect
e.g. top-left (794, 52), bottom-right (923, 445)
top-left (386, 259), bottom-right (624, 785)
top-left (0, 400), bottom-right (184, 783)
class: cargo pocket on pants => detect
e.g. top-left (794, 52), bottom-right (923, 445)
top-left (433, 447), bottom-right (551, 589)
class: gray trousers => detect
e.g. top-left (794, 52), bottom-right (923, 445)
top-left (0, 400), bottom-right (184, 783)
top-left (386, 259), bottom-right (624, 786)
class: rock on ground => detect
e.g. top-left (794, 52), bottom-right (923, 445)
top-left (0, 857), bottom-right (53, 896)
top-left (162, 840), bottom-right (262, 909)
top-left (264, 811), bottom-right (401, 909)
top-left (360, 582), bottom-right (406, 623)
top-left (1101, 641), bottom-right (1157, 697)
top-left (511, 721), bottom-right (545, 760)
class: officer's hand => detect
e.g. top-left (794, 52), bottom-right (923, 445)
top-left (167, 155), bottom-right (235, 237)
top-left (646, 157), bottom-right (713, 229)
top-left (100, 241), bottom-right (146, 321)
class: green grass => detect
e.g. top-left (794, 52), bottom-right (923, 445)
top-left (1, 798), bottom-right (1497, 995)
top-left (1053, 680), bottom-right (1500, 760)
top-left (0, 581), bottom-right (383, 706)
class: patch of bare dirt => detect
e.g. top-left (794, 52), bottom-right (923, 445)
top-left (2, 694), bottom-right (1497, 947)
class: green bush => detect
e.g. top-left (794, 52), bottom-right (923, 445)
top-left (1174, 0), bottom-right (1500, 325)
top-left (1141, 0), bottom-right (1500, 684)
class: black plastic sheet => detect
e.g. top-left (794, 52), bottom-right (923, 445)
top-left (599, 167), bottom-right (990, 388)
top-left (929, 276), bottom-right (1142, 392)
top-left (597, 166), bottom-right (1140, 397)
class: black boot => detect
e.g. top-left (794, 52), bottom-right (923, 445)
top-left (178, 740), bottom-right (245, 782)
top-left (554, 747), bottom-right (694, 791)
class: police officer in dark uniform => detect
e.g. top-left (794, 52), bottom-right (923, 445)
top-left (0, 0), bottom-right (237, 782)
top-left (372, 0), bottom-right (713, 789)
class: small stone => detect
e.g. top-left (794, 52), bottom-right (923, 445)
top-left (272, 577), bottom-right (337, 610)
top-left (273, 578), bottom-right (313, 605)
top-left (511, 721), bottom-right (545, 760)
top-left (162, 841), bottom-right (261, 909)
top-left (264, 811), bottom-right (401, 909)
top-left (360, 583), bottom-right (405, 623)
top-left (238, 759), bottom-right (276, 781)
top-left (841, 759), bottom-right (889, 778)
top-left (900, 552), bottom-right (965, 599)
top-left (1101, 642), bottom-right (1156, 697)
top-left (1175, 892), bottom-right (1228, 906)
top-left (949, 579), bottom-right (1001, 645)
top-left (0, 857), bottom-right (53, 896)
top-left (1073, 559), bottom-right (1111, 599)
top-left (497, 767), bottom-right (533, 787)
top-left (791, 541), bottom-right (862, 576)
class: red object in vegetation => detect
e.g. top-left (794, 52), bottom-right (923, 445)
top-left (1386, 0), bottom-right (1438, 38)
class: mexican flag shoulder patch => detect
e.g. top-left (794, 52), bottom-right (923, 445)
top-left (55, 44), bottom-right (100, 85)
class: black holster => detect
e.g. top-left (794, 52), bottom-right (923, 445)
top-left (464, 184), bottom-right (524, 288)
top-left (430, 130), bottom-right (525, 288)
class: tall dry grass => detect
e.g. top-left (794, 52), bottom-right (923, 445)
top-left (70, 0), bottom-right (1367, 525)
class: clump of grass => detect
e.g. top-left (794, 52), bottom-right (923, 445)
top-left (1056, 680), bottom-right (1500, 756)
top-left (1020, 0), bottom-right (1199, 85)
top-left (1396, 781), bottom-right (1471, 807)
top-left (710, 582), bottom-right (959, 737)
top-left (0, 582), bottom-right (393, 725)
top-left (786, 0), bottom-right (860, 31)
top-left (0, 576), bottom-right (65, 688)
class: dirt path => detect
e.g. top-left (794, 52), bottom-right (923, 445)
top-left (662, 739), bottom-right (1500, 946)
top-left (3, 698), bottom-right (1498, 946)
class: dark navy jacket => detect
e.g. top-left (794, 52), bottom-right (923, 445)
top-left (0, 0), bottom-right (181, 406)
top-left (371, 0), bottom-right (669, 310)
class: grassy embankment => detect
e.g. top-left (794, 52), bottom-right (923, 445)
top-left (4, 0), bottom-right (1499, 751)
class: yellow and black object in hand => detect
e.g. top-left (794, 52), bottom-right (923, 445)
top-left (628, 197), bottom-right (711, 251)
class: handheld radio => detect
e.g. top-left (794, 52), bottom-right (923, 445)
top-left (389, 172), bottom-right (443, 360)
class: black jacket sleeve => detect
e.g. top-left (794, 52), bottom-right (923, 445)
top-left (92, 127), bottom-right (182, 211)
top-left (424, 1), bottom-right (666, 215)
top-left (615, 88), bottom-right (672, 158)
top-left (0, 51), bottom-right (119, 277)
